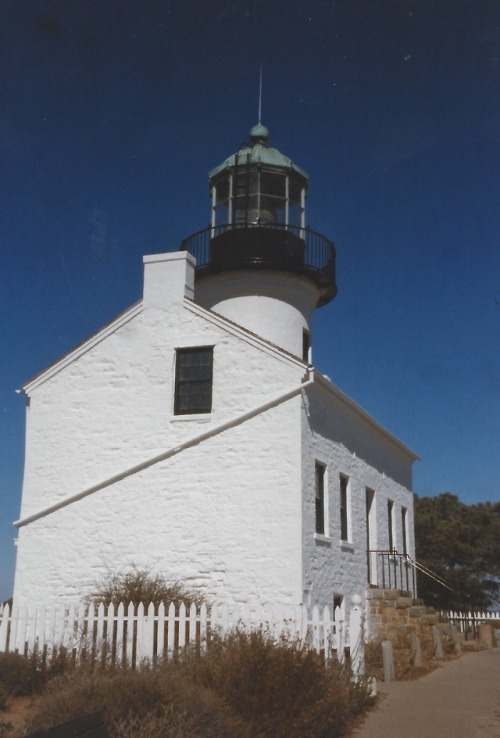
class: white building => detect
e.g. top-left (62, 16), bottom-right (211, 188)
top-left (12, 123), bottom-right (418, 618)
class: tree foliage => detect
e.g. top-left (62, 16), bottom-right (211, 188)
top-left (414, 493), bottom-right (500, 610)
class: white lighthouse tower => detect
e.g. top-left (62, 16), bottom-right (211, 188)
top-left (181, 122), bottom-right (337, 360)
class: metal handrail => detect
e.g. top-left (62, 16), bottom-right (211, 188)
top-left (180, 223), bottom-right (336, 302)
top-left (369, 549), bottom-right (417, 596)
top-left (368, 549), bottom-right (469, 603)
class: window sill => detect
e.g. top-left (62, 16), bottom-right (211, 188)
top-left (171, 414), bottom-right (212, 423)
top-left (340, 541), bottom-right (355, 552)
top-left (314, 533), bottom-right (332, 545)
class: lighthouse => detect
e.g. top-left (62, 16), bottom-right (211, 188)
top-left (181, 123), bottom-right (337, 360)
top-left (12, 118), bottom-right (417, 621)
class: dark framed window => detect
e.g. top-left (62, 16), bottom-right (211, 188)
top-left (174, 347), bottom-right (213, 415)
top-left (387, 500), bottom-right (394, 552)
top-left (302, 329), bottom-right (310, 363)
top-left (315, 462), bottom-right (326, 535)
top-left (401, 507), bottom-right (408, 555)
top-left (340, 475), bottom-right (349, 541)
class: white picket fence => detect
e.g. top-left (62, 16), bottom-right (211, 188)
top-left (443, 609), bottom-right (500, 639)
top-left (0, 599), bottom-right (365, 674)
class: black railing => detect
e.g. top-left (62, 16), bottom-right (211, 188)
top-left (368, 550), bottom-right (472, 606)
top-left (180, 223), bottom-right (337, 306)
top-left (368, 549), bottom-right (417, 597)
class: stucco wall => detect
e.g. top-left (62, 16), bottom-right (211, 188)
top-left (14, 396), bottom-right (304, 609)
top-left (17, 301), bottom-right (304, 523)
top-left (195, 270), bottom-right (319, 358)
top-left (301, 385), bottom-right (415, 612)
top-left (13, 255), bottom-right (307, 609)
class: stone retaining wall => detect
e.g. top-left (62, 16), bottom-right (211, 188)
top-left (367, 587), bottom-right (443, 644)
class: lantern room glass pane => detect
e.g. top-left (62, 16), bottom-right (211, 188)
top-left (258, 195), bottom-right (281, 224)
top-left (234, 195), bottom-right (247, 223)
top-left (260, 171), bottom-right (286, 197)
top-left (214, 201), bottom-right (229, 225)
top-left (216, 177), bottom-right (230, 201)
top-left (289, 176), bottom-right (302, 202)
top-left (289, 203), bottom-right (302, 227)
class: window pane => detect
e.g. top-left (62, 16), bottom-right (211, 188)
top-left (214, 201), bottom-right (229, 225)
top-left (315, 462), bottom-right (325, 535)
top-left (388, 500), bottom-right (394, 551)
top-left (215, 176), bottom-right (230, 201)
top-left (289, 203), bottom-right (302, 227)
top-left (260, 171), bottom-right (286, 197)
top-left (340, 475), bottom-right (349, 541)
top-left (289, 175), bottom-right (303, 201)
top-left (175, 347), bottom-right (213, 415)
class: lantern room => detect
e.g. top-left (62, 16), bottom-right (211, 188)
top-left (209, 124), bottom-right (307, 229)
top-left (181, 123), bottom-right (337, 310)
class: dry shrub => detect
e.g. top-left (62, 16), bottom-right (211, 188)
top-left (19, 630), bottom-right (374, 738)
top-left (0, 652), bottom-right (43, 698)
top-left (21, 668), bottom-right (253, 738)
top-left (85, 566), bottom-right (206, 608)
top-left (182, 629), bottom-right (373, 738)
top-left (0, 648), bottom-right (79, 704)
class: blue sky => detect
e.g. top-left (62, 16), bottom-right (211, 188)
top-left (1, 0), bottom-right (499, 602)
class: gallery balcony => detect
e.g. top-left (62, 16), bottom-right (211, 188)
top-left (180, 223), bottom-right (337, 307)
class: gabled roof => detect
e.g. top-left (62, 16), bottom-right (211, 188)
top-left (20, 296), bottom-right (305, 395)
top-left (20, 301), bottom-right (143, 394)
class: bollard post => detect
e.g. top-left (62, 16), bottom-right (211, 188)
top-left (349, 594), bottom-right (365, 679)
top-left (432, 625), bottom-right (444, 658)
top-left (382, 640), bottom-right (395, 682)
top-left (410, 633), bottom-right (422, 667)
top-left (478, 623), bottom-right (493, 650)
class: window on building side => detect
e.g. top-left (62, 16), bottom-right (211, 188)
top-left (315, 462), bottom-right (326, 535)
top-left (387, 499), bottom-right (394, 552)
top-left (340, 474), bottom-right (349, 541)
top-left (302, 329), bottom-right (311, 363)
top-left (174, 347), bottom-right (214, 415)
top-left (401, 506), bottom-right (408, 556)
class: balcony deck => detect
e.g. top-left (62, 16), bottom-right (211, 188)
top-left (180, 223), bottom-right (337, 306)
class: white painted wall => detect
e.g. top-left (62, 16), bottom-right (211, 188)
top-left (14, 397), bottom-right (304, 609)
top-left (13, 250), bottom-right (417, 620)
top-left (13, 253), bottom-right (307, 610)
top-left (301, 383), bottom-right (416, 612)
top-left (195, 270), bottom-right (320, 358)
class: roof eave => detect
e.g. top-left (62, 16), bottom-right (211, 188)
top-left (311, 370), bottom-right (420, 463)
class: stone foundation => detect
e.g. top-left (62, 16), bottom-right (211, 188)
top-left (366, 587), bottom-right (444, 645)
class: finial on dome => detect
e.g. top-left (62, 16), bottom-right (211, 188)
top-left (250, 64), bottom-right (269, 144)
top-left (250, 122), bottom-right (269, 144)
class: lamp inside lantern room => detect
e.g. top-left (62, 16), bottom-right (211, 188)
top-left (210, 163), bottom-right (307, 230)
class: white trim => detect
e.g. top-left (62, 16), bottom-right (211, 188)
top-left (313, 533), bottom-right (332, 545)
top-left (143, 251), bottom-right (195, 266)
top-left (20, 287), bottom-right (307, 396)
top-left (20, 302), bottom-right (143, 394)
top-left (312, 373), bottom-right (419, 462)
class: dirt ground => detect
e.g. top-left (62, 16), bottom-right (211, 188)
top-left (1, 696), bottom-right (38, 735)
